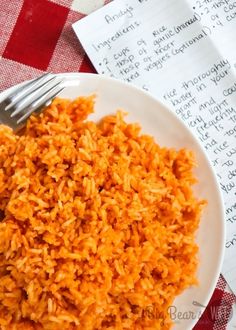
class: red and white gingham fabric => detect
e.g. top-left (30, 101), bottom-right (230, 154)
top-left (0, 1), bottom-right (235, 329)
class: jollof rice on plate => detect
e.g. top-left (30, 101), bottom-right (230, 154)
top-left (0, 96), bottom-right (205, 329)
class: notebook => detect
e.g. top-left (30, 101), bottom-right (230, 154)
top-left (73, 0), bottom-right (236, 295)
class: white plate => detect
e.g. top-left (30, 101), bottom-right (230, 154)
top-left (0, 73), bottom-right (225, 330)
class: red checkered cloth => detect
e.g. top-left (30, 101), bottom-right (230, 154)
top-left (0, 0), bottom-right (235, 329)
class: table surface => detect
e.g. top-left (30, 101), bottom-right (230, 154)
top-left (0, 0), bottom-right (235, 329)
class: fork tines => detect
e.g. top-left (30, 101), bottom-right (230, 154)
top-left (0, 73), bottom-right (64, 131)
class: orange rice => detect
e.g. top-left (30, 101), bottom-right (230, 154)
top-left (0, 96), bottom-right (205, 330)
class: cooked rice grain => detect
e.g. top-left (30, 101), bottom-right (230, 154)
top-left (0, 96), bottom-right (205, 329)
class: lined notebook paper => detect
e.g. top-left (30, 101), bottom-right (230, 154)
top-left (73, 0), bottom-right (236, 294)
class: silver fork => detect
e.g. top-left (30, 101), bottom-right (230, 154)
top-left (0, 73), bottom-right (65, 131)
